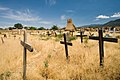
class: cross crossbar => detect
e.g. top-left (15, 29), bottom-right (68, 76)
top-left (20, 40), bottom-right (33, 52)
top-left (60, 41), bottom-right (72, 46)
top-left (89, 36), bottom-right (118, 43)
top-left (76, 35), bottom-right (87, 37)
top-left (76, 31), bottom-right (87, 43)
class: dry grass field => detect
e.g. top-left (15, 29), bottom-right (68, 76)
top-left (0, 32), bottom-right (120, 80)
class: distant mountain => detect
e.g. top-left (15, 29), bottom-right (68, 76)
top-left (103, 19), bottom-right (120, 27)
top-left (81, 24), bottom-right (103, 27)
top-left (79, 18), bottom-right (120, 28)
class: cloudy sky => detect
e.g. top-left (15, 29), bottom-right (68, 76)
top-left (0, 0), bottom-right (120, 28)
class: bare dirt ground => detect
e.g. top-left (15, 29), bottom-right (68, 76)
top-left (0, 33), bottom-right (120, 80)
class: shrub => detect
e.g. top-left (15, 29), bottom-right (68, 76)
top-left (84, 36), bottom-right (89, 44)
top-left (55, 34), bottom-right (63, 42)
top-left (67, 36), bottom-right (77, 41)
top-left (116, 35), bottom-right (120, 39)
top-left (0, 71), bottom-right (12, 80)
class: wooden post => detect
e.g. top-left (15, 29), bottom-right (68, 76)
top-left (14, 35), bottom-right (16, 40)
top-left (60, 33), bottom-right (72, 62)
top-left (1, 37), bottom-right (4, 43)
top-left (99, 29), bottom-right (104, 66)
top-left (71, 31), bottom-right (73, 36)
top-left (23, 31), bottom-right (27, 80)
top-left (64, 34), bottom-right (69, 60)
top-left (80, 32), bottom-right (83, 43)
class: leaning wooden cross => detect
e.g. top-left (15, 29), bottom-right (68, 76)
top-left (60, 33), bottom-right (72, 62)
top-left (76, 31), bottom-right (87, 43)
top-left (89, 28), bottom-right (118, 66)
top-left (1, 37), bottom-right (4, 43)
top-left (20, 31), bottom-right (33, 80)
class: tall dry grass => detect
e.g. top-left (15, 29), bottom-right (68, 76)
top-left (0, 33), bottom-right (120, 80)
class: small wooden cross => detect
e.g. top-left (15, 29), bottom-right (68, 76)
top-left (1, 37), bottom-right (4, 43)
top-left (89, 28), bottom-right (118, 66)
top-left (76, 31), bottom-right (87, 43)
top-left (20, 31), bottom-right (33, 80)
top-left (60, 33), bottom-right (72, 62)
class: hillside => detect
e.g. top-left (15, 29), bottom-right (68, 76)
top-left (103, 19), bottom-right (120, 27)
top-left (80, 19), bottom-right (120, 28)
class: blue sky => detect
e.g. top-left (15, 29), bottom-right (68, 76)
top-left (0, 0), bottom-right (120, 28)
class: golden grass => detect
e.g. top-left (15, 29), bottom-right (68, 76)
top-left (0, 33), bottom-right (120, 80)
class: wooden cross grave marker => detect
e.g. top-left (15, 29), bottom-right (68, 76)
top-left (20, 31), bottom-right (33, 80)
top-left (60, 33), bottom-right (72, 62)
top-left (1, 37), bottom-right (4, 43)
top-left (89, 28), bottom-right (118, 66)
top-left (76, 31), bottom-right (87, 43)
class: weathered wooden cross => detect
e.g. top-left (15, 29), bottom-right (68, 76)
top-left (89, 28), bottom-right (118, 66)
top-left (1, 37), bottom-right (4, 43)
top-left (60, 33), bottom-right (72, 62)
top-left (20, 31), bottom-right (33, 80)
top-left (76, 31), bottom-right (87, 43)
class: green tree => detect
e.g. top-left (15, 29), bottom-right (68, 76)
top-left (0, 28), bottom-right (3, 30)
top-left (29, 26), bottom-right (37, 30)
top-left (14, 23), bottom-right (23, 29)
top-left (8, 27), bottom-right (13, 30)
top-left (38, 27), bottom-right (46, 30)
top-left (24, 26), bottom-right (29, 30)
top-left (51, 25), bottom-right (58, 30)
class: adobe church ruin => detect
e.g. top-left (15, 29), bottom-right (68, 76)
top-left (65, 18), bottom-right (76, 31)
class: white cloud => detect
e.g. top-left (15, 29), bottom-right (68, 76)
top-left (96, 15), bottom-right (110, 19)
top-left (2, 9), bottom-right (41, 21)
top-left (61, 15), bottom-right (66, 20)
top-left (66, 10), bottom-right (75, 13)
top-left (0, 6), bottom-right (9, 11)
top-left (38, 21), bottom-right (52, 24)
top-left (111, 12), bottom-right (120, 18)
top-left (45, 0), bottom-right (56, 6)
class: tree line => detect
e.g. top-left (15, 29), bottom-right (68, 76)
top-left (0, 23), bottom-right (59, 30)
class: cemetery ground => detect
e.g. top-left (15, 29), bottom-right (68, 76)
top-left (0, 32), bottom-right (120, 80)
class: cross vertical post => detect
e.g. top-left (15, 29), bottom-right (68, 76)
top-left (23, 31), bottom-right (27, 80)
top-left (20, 31), bottom-right (33, 80)
top-left (76, 31), bottom-right (87, 43)
top-left (99, 29), bottom-right (104, 66)
top-left (1, 37), bottom-right (4, 43)
top-left (80, 32), bottom-right (83, 43)
top-left (64, 33), bottom-right (69, 60)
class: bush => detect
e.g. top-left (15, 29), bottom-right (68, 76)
top-left (29, 26), bottom-right (37, 30)
top-left (55, 34), bottom-right (63, 42)
top-left (84, 36), bottom-right (89, 44)
top-left (116, 35), bottom-right (120, 39)
top-left (67, 36), bottom-right (77, 41)
top-left (41, 36), bottom-right (51, 41)
top-left (51, 25), bottom-right (58, 30)
top-left (0, 71), bottom-right (12, 80)
top-left (38, 27), bottom-right (46, 30)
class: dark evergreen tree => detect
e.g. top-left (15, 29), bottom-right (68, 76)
top-left (38, 27), bottom-right (46, 30)
top-left (14, 23), bottom-right (23, 29)
top-left (51, 25), bottom-right (58, 30)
